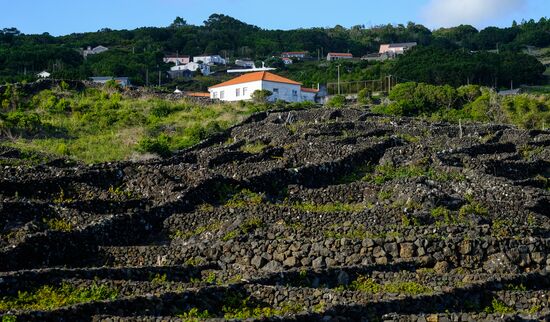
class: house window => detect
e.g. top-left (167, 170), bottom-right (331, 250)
top-left (213, 92), bottom-right (218, 99)
top-left (236, 88), bottom-right (240, 97)
top-left (292, 90), bottom-right (298, 96)
top-left (273, 88), bottom-right (279, 94)
top-left (220, 91), bottom-right (225, 99)
top-left (243, 87), bottom-right (248, 96)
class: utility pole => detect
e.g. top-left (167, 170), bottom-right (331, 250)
top-left (510, 80), bottom-right (513, 90)
top-left (337, 64), bottom-right (341, 95)
top-left (158, 70), bottom-right (161, 87)
top-left (146, 69), bottom-right (149, 87)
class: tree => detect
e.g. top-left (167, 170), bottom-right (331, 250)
top-left (251, 90), bottom-right (272, 103)
top-left (171, 17), bottom-right (187, 28)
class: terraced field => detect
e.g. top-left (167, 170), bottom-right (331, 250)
top-left (1, 108), bottom-right (550, 321)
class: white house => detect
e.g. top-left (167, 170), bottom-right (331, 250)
top-left (379, 42), bottom-right (417, 56)
top-left (36, 71), bottom-right (51, 78)
top-left (193, 55), bottom-right (226, 65)
top-left (170, 62), bottom-right (211, 76)
top-left (235, 59), bottom-right (255, 68)
top-left (282, 58), bottom-right (293, 65)
top-left (89, 77), bottom-right (130, 88)
top-left (327, 53), bottom-right (353, 61)
top-left (163, 55), bottom-right (190, 65)
top-left (83, 45), bottom-right (109, 58)
top-left (208, 71), bottom-right (318, 103)
top-left (281, 52), bottom-right (308, 59)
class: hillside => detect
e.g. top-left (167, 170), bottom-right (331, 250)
top-left (1, 16), bottom-right (549, 88)
top-left (1, 108), bottom-right (549, 321)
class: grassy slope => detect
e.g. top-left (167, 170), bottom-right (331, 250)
top-left (2, 87), bottom-right (280, 164)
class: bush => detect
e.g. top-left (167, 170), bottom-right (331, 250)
top-left (251, 90), bottom-right (272, 103)
top-left (357, 88), bottom-right (372, 105)
top-left (326, 95), bottom-right (346, 108)
top-left (137, 134), bottom-right (172, 157)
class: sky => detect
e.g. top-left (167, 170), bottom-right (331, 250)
top-left (1, 0), bottom-right (548, 36)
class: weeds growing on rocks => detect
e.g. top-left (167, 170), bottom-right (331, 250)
top-left (0, 282), bottom-right (118, 311)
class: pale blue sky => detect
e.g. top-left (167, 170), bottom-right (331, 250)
top-left (1, 0), bottom-right (548, 36)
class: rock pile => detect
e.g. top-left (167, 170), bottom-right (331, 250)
top-left (1, 108), bottom-right (549, 321)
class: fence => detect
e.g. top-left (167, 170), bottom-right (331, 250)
top-left (326, 77), bottom-right (397, 96)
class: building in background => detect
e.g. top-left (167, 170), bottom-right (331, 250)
top-left (89, 76), bottom-right (130, 88)
top-left (163, 55), bottom-right (190, 65)
top-left (193, 55), bottom-right (226, 65)
top-left (83, 45), bottom-right (109, 58)
top-left (169, 62), bottom-right (211, 77)
top-left (281, 51), bottom-right (308, 60)
top-left (327, 53), bottom-right (353, 61)
top-left (379, 42), bottom-right (417, 57)
top-left (36, 71), bottom-right (51, 78)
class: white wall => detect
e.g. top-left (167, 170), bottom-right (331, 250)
top-left (209, 80), bottom-right (263, 101)
top-left (209, 80), bottom-right (315, 103)
top-left (262, 81), bottom-right (302, 103)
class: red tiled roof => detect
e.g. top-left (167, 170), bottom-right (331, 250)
top-left (301, 87), bottom-right (319, 93)
top-left (282, 51), bottom-right (307, 55)
top-left (209, 72), bottom-right (301, 89)
top-left (186, 92), bottom-right (210, 97)
top-left (328, 53), bottom-right (353, 57)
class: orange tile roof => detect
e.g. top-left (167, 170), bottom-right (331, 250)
top-left (209, 72), bottom-right (301, 89)
top-left (328, 53), bottom-right (353, 57)
top-left (186, 92), bottom-right (210, 97)
top-left (301, 87), bottom-right (319, 93)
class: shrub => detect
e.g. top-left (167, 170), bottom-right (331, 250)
top-left (326, 95), bottom-right (346, 108)
top-left (137, 134), bottom-right (172, 157)
top-left (251, 90), bottom-right (272, 103)
top-left (357, 88), bottom-right (372, 105)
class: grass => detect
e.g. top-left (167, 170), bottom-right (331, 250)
top-left (289, 202), bottom-right (367, 213)
top-left (222, 217), bottom-right (264, 241)
top-left (178, 308), bottom-right (213, 321)
top-left (222, 293), bottom-right (303, 320)
top-left (0, 282), bottom-right (118, 311)
top-left (240, 141), bottom-right (269, 154)
top-left (43, 218), bottom-right (72, 232)
top-left (225, 189), bottom-right (264, 208)
top-left (363, 163), bottom-right (465, 185)
top-left (150, 273), bottom-right (168, 285)
top-left (347, 276), bottom-right (433, 296)
top-left (484, 298), bottom-right (515, 314)
top-left (1, 87), bottom-right (273, 164)
top-left (170, 221), bottom-right (222, 240)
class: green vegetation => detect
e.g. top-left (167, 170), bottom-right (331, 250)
top-left (240, 141), bottom-right (269, 154)
top-left (375, 81), bottom-right (550, 130)
top-left (170, 221), bottom-right (222, 240)
top-left (1, 316), bottom-right (16, 322)
top-left (1, 86), bottom-right (273, 163)
top-left (222, 217), bottom-right (264, 241)
top-left (43, 218), bottom-right (73, 232)
top-left (459, 196), bottom-right (489, 218)
top-left (225, 189), bottom-right (264, 208)
top-left (2, 15), bottom-right (550, 87)
top-left (326, 95), bottom-right (346, 108)
top-left (177, 308), bottom-right (213, 321)
top-left (150, 273), bottom-right (168, 285)
top-left (289, 202), bottom-right (367, 213)
top-left (363, 163), bottom-right (465, 184)
top-left (431, 207), bottom-right (459, 226)
top-left (0, 282), bottom-right (118, 311)
top-left (348, 276), bottom-right (433, 295)
top-left (484, 298), bottom-right (515, 314)
top-left (222, 293), bottom-right (303, 319)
